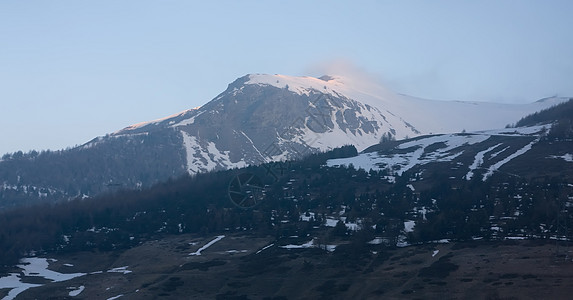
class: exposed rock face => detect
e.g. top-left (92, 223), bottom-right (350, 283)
top-left (0, 74), bottom-right (567, 207)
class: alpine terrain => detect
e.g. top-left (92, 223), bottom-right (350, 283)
top-left (0, 74), bottom-right (567, 208)
top-left (0, 78), bottom-right (572, 299)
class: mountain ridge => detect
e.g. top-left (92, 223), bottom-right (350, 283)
top-left (0, 73), bottom-right (569, 207)
top-left (115, 73), bottom-right (569, 138)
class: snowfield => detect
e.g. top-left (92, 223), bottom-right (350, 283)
top-left (107, 73), bottom-right (567, 177)
top-left (245, 74), bottom-right (567, 136)
top-left (0, 258), bottom-right (87, 300)
top-left (327, 125), bottom-right (550, 181)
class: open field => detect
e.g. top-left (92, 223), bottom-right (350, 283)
top-left (5, 233), bottom-right (573, 300)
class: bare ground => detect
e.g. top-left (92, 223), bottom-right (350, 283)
top-left (14, 235), bottom-right (573, 300)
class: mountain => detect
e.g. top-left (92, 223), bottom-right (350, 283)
top-left (326, 99), bottom-right (573, 184)
top-left (328, 124), bottom-right (572, 182)
top-left (0, 74), bottom-right (569, 207)
top-left (0, 99), bottom-right (572, 299)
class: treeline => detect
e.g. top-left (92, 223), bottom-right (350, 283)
top-left (515, 98), bottom-right (573, 127)
top-left (512, 98), bottom-right (573, 140)
top-left (0, 143), bottom-right (571, 272)
top-left (0, 129), bottom-right (187, 208)
top-left (0, 146), bottom-right (358, 270)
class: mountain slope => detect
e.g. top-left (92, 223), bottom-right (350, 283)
top-left (0, 74), bottom-right (568, 207)
top-left (327, 123), bottom-right (573, 184)
top-left (110, 74), bottom-right (568, 174)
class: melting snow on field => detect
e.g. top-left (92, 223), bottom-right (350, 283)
top-left (327, 133), bottom-right (489, 175)
top-left (0, 257), bottom-right (86, 300)
top-left (189, 235), bottom-right (225, 256)
top-left (465, 144), bottom-right (503, 180)
top-left (280, 239), bottom-right (315, 249)
top-left (404, 220), bottom-right (416, 233)
top-left (107, 266), bottom-right (132, 274)
top-left (256, 243), bottom-right (274, 254)
top-left (550, 154), bottom-right (573, 162)
top-left (481, 138), bottom-right (539, 181)
top-left (327, 125), bottom-right (549, 180)
top-left (68, 285), bottom-right (85, 297)
top-left (280, 239), bottom-right (336, 252)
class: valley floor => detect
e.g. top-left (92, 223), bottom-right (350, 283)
top-left (5, 233), bottom-right (573, 300)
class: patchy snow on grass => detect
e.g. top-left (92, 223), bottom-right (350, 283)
top-left (0, 258), bottom-right (87, 300)
top-left (324, 245), bottom-right (337, 252)
top-left (0, 273), bottom-right (41, 300)
top-left (107, 266), bottom-right (132, 274)
top-left (68, 285), bottom-right (85, 297)
top-left (324, 218), bottom-right (339, 227)
top-left (189, 235), bottom-right (225, 256)
top-left (256, 243), bottom-right (274, 254)
top-left (344, 221), bottom-right (361, 231)
top-left (404, 220), bottom-right (416, 233)
top-left (327, 124), bottom-right (550, 179)
top-left (328, 133), bottom-right (488, 176)
top-left (279, 239), bottom-right (337, 252)
top-left (281, 239), bottom-right (315, 249)
top-left (465, 143), bottom-right (503, 180)
top-left (550, 154), bottom-right (573, 162)
top-left (368, 237), bottom-right (390, 245)
top-left (225, 250), bottom-right (248, 254)
top-left (482, 138), bottom-right (539, 181)
top-left (20, 258), bottom-right (86, 282)
top-left (505, 236), bottom-right (527, 240)
top-left (300, 212), bottom-right (316, 221)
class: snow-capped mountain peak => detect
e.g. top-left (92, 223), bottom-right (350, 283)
top-left (1, 73), bottom-right (570, 206)
top-left (107, 73), bottom-right (568, 177)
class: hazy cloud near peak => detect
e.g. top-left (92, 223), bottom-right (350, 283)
top-left (304, 59), bottom-right (396, 93)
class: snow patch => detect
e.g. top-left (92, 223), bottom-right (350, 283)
top-left (189, 235), bottom-right (225, 256)
top-left (279, 239), bottom-right (336, 252)
top-left (550, 154), bottom-right (573, 162)
top-left (404, 220), bottom-right (416, 233)
top-left (107, 266), bottom-right (132, 274)
top-left (69, 285), bottom-right (85, 297)
top-left (280, 239), bottom-right (315, 249)
top-left (181, 132), bottom-right (247, 174)
top-left (256, 243), bottom-right (274, 254)
top-left (465, 143), bottom-right (503, 180)
top-left (328, 133), bottom-right (487, 175)
top-left (225, 250), bottom-right (248, 254)
top-left (482, 138), bottom-right (539, 181)
top-left (171, 110), bottom-right (205, 127)
top-left (0, 258), bottom-right (86, 300)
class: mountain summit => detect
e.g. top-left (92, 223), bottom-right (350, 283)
top-left (111, 73), bottom-right (566, 173)
top-left (0, 74), bottom-right (568, 207)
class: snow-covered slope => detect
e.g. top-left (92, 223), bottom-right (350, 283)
top-left (111, 73), bottom-right (566, 176)
top-left (326, 124), bottom-right (556, 182)
top-left (245, 74), bottom-right (568, 134)
top-left (2, 73), bottom-right (569, 207)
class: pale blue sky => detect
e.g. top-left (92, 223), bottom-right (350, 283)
top-left (1, 1), bottom-right (572, 154)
